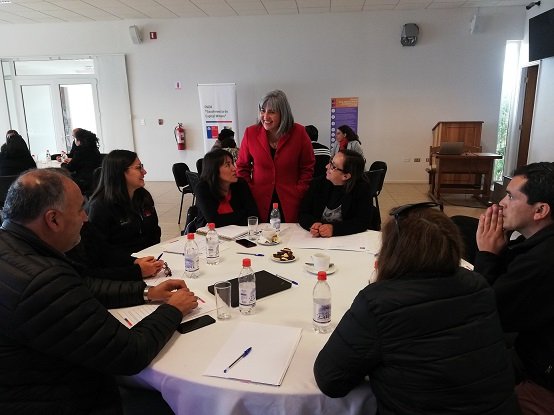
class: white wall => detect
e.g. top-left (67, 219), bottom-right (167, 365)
top-left (0, 8), bottom-right (525, 181)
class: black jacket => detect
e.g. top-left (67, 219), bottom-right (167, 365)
top-left (0, 151), bottom-right (36, 176)
top-left (88, 189), bottom-right (161, 256)
top-left (195, 178), bottom-right (258, 228)
top-left (298, 176), bottom-right (373, 236)
top-left (314, 268), bottom-right (520, 415)
top-left (63, 145), bottom-right (102, 193)
top-left (474, 224), bottom-right (554, 390)
top-left (0, 220), bottom-right (182, 414)
top-left (311, 141), bottom-right (330, 178)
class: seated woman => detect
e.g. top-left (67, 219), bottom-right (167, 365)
top-left (299, 149), bottom-right (373, 236)
top-left (314, 204), bottom-right (520, 414)
top-left (195, 149), bottom-right (258, 228)
top-left (0, 132), bottom-right (36, 175)
top-left (88, 150), bottom-right (161, 257)
top-left (61, 128), bottom-right (102, 193)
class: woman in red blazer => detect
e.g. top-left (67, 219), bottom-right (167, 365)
top-left (236, 90), bottom-right (314, 223)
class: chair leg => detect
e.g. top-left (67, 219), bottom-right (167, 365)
top-left (375, 196), bottom-right (381, 231)
top-left (178, 192), bottom-right (184, 223)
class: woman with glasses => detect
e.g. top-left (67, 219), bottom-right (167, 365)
top-left (195, 149), bottom-right (258, 228)
top-left (330, 124), bottom-right (363, 158)
top-left (314, 205), bottom-right (520, 414)
top-left (298, 149), bottom-right (374, 236)
top-left (236, 89), bottom-right (314, 223)
top-left (88, 150), bottom-right (161, 256)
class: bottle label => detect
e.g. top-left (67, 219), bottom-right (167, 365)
top-left (207, 245), bottom-right (219, 258)
top-left (239, 285), bottom-right (256, 306)
top-left (185, 255), bottom-right (199, 271)
top-left (270, 218), bottom-right (281, 230)
top-left (313, 301), bottom-right (331, 324)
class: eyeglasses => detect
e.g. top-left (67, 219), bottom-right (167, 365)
top-left (128, 163), bottom-right (145, 171)
top-left (162, 261), bottom-right (172, 277)
top-left (328, 159), bottom-right (345, 172)
top-left (389, 202), bottom-right (443, 232)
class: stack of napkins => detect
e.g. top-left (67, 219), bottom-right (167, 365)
top-left (204, 322), bottom-right (302, 386)
top-left (196, 225), bottom-right (248, 240)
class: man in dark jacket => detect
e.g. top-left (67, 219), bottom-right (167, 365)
top-left (475, 162), bottom-right (554, 413)
top-left (0, 169), bottom-right (198, 414)
top-left (305, 125), bottom-right (330, 178)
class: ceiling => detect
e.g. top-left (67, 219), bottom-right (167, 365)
top-left (0, 0), bottom-right (528, 24)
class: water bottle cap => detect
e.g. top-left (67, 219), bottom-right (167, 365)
top-left (208, 223), bottom-right (215, 230)
top-left (242, 258), bottom-right (251, 267)
top-left (187, 233), bottom-right (195, 239)
top-left (273, 203), bottom-right (278, 209)
top-left (317, 271), bottom-right (327, 280)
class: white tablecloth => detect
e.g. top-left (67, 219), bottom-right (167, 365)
top-left (131, 224), bottom-right (380, 415)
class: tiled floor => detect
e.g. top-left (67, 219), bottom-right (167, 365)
top-left (147, 181), bottom-right (487, 242)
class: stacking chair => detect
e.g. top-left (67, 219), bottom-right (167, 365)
top-left (196, 158), bottom-right (204, 176)
top-left (172, 163), bottom-right (192, 223)
top-left (183, 171), bottom-right (201, 235)
top-left (365, 169), bottom-right (386, 230)
top-left (368, 161), bottom-right (387, 212)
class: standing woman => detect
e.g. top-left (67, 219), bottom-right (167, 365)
top-left (61, 128), bottom-right (102, 194)
top-left (236, 90), bottom-right (314, 223)
top-left (88, 150), bottom-right (160, 256)
top-left (195, 149), bottom-right (258, 228)
top-left (330, 125), bottom-right (363, 158)
top-left (314, 205), bottom-right (520, 414)
top-left (0, 132), bottom-right (36, 175)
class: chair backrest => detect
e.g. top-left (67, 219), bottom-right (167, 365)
top-left (185, 171), bottom-right (200, 195)
top-left (196, 158), bottom-right (204, 175)
top-left (172, 163), bottom-right (190, 189)
top-left (365, 169), bottom-right (386, 198)
top-left (368, 161), bottom-right (387, 196)
top-left (0, 175), bottom-right (18, 208)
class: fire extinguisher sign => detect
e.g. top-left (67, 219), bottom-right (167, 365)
top-left (198, 83), bottom-right (239, 153)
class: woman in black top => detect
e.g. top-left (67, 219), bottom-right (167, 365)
top-left (62, 128), bottom-right (102, 193)
top-left (195, 149), bottom-right (258, 228)
top-left (299, 149), bottom-right (373, 236)
top-left (88, 150), bottom-right (160, 257)
top-left (0, 132), bottom-right (36, 175)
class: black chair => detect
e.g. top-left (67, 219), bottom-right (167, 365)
top-left (185, 171), bottom-right (200, 197)
top-left (450, 215), bottom-right (479, 264)
top-left (369, 161), bottom-right (387, 211)
top-left (172, 163), bottom-right (192, 224)
top-left (183, 171), bottom-right (201, 235)
top-left (196, 158), bottom-right (203, 176)
top-left (0, 175), bottom-right (18, 209)
top-left (365, 169), bottom-right (387, 231)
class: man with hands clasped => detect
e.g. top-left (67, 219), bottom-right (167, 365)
top-left (474, 162), bottom-right (554, 414)
top-left (0, 169), bottom-right (198, 414)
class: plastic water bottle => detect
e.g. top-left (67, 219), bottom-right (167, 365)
top-left (313, 271), bottom-right (331, 333)
top-left (184, 233), bottom-right (199, 278)
top-left (238, 258), bottom-right (256, 314)
top-left (206, 223), bottom-right (220, 265)
top-left (45, 149), bottom-right (51, 165)
top-left (269, 202), bottom-right (281, 231)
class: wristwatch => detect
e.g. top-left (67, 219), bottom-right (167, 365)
top-left (143, 286), bottom-right (151, 303)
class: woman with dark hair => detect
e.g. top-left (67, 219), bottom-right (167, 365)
top-left (236, 89), bottom-right (314, 223)
top-left (314, 205), bottom-right (520, 414)
top-left (0, 132), bottom-right (36, 175)
top-left (88, 150), bottom-right (161, 256)
top-left (330, 124), bottom-right (363, 158)
top-left (195, 149), bottom-right (258, 228)
top-left (299, 149), bottom-right (373, 236)
top-left (62, 128), bottom-right (102, 193)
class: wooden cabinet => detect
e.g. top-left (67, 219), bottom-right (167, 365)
top-left (432, 121), bottom-right (483, 147)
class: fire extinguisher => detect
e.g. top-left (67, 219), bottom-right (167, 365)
top-left (174, 123), bottom-right (185, 150)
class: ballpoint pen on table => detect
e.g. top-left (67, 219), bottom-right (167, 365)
top-left (156, 253), bottom-right (164, 260)
top-left (236, 252), bottom-right (264, 257)
top-left (163, 250), bottom-right (184, 255)
top-left (224, 347), bottom-right (252, 373)
top-left (275, 274), bottom-right (299, 286)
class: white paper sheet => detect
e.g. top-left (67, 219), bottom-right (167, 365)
top-left (289, 227), bottom-right (380, 253)
top-left (203, 322), bottom-right (302, 386)
top-left (109, 294), bottom-right (217, 327)
top-left (196, 224), bottom-right (248, 240)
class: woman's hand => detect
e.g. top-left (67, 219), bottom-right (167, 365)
top-left (318, 224), bottom-right (334, 238)
top-left (310, 222), bottom-right (322, 237)
top-left (135, 256), bottom-right (164, 277)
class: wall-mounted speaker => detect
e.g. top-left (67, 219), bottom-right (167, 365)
top-left (401, 23), bottom-right (419, 47)
top-left (129, 25), bottom-right (142, 45)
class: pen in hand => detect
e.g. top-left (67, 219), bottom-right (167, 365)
top-left (224, 347), bottom-right (252, 373)
top-left (156, 253), bottom-right (164, 261)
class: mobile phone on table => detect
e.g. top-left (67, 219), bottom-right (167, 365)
top-left (177, 315), bottom-right (216, 334)
top-left (235, 238), bottom-right (257, 248)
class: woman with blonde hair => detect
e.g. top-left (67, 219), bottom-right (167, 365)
top-left (314, 203), bottom-right (520, 414)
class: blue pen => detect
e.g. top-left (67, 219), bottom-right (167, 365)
top-left (224, 347), bottom-right (252, 373)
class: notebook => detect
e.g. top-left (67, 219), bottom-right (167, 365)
top-left (438, 141), bottom-right (464, 155)
top-left (207, 270), bottom-right (292, 307)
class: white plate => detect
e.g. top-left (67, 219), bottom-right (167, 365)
top-left (271, 255), bottom-right (297, 263)
top-left (304, 264), bottom-right (337, 275)
top-left (258, 238), bottom-right (280, 246)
